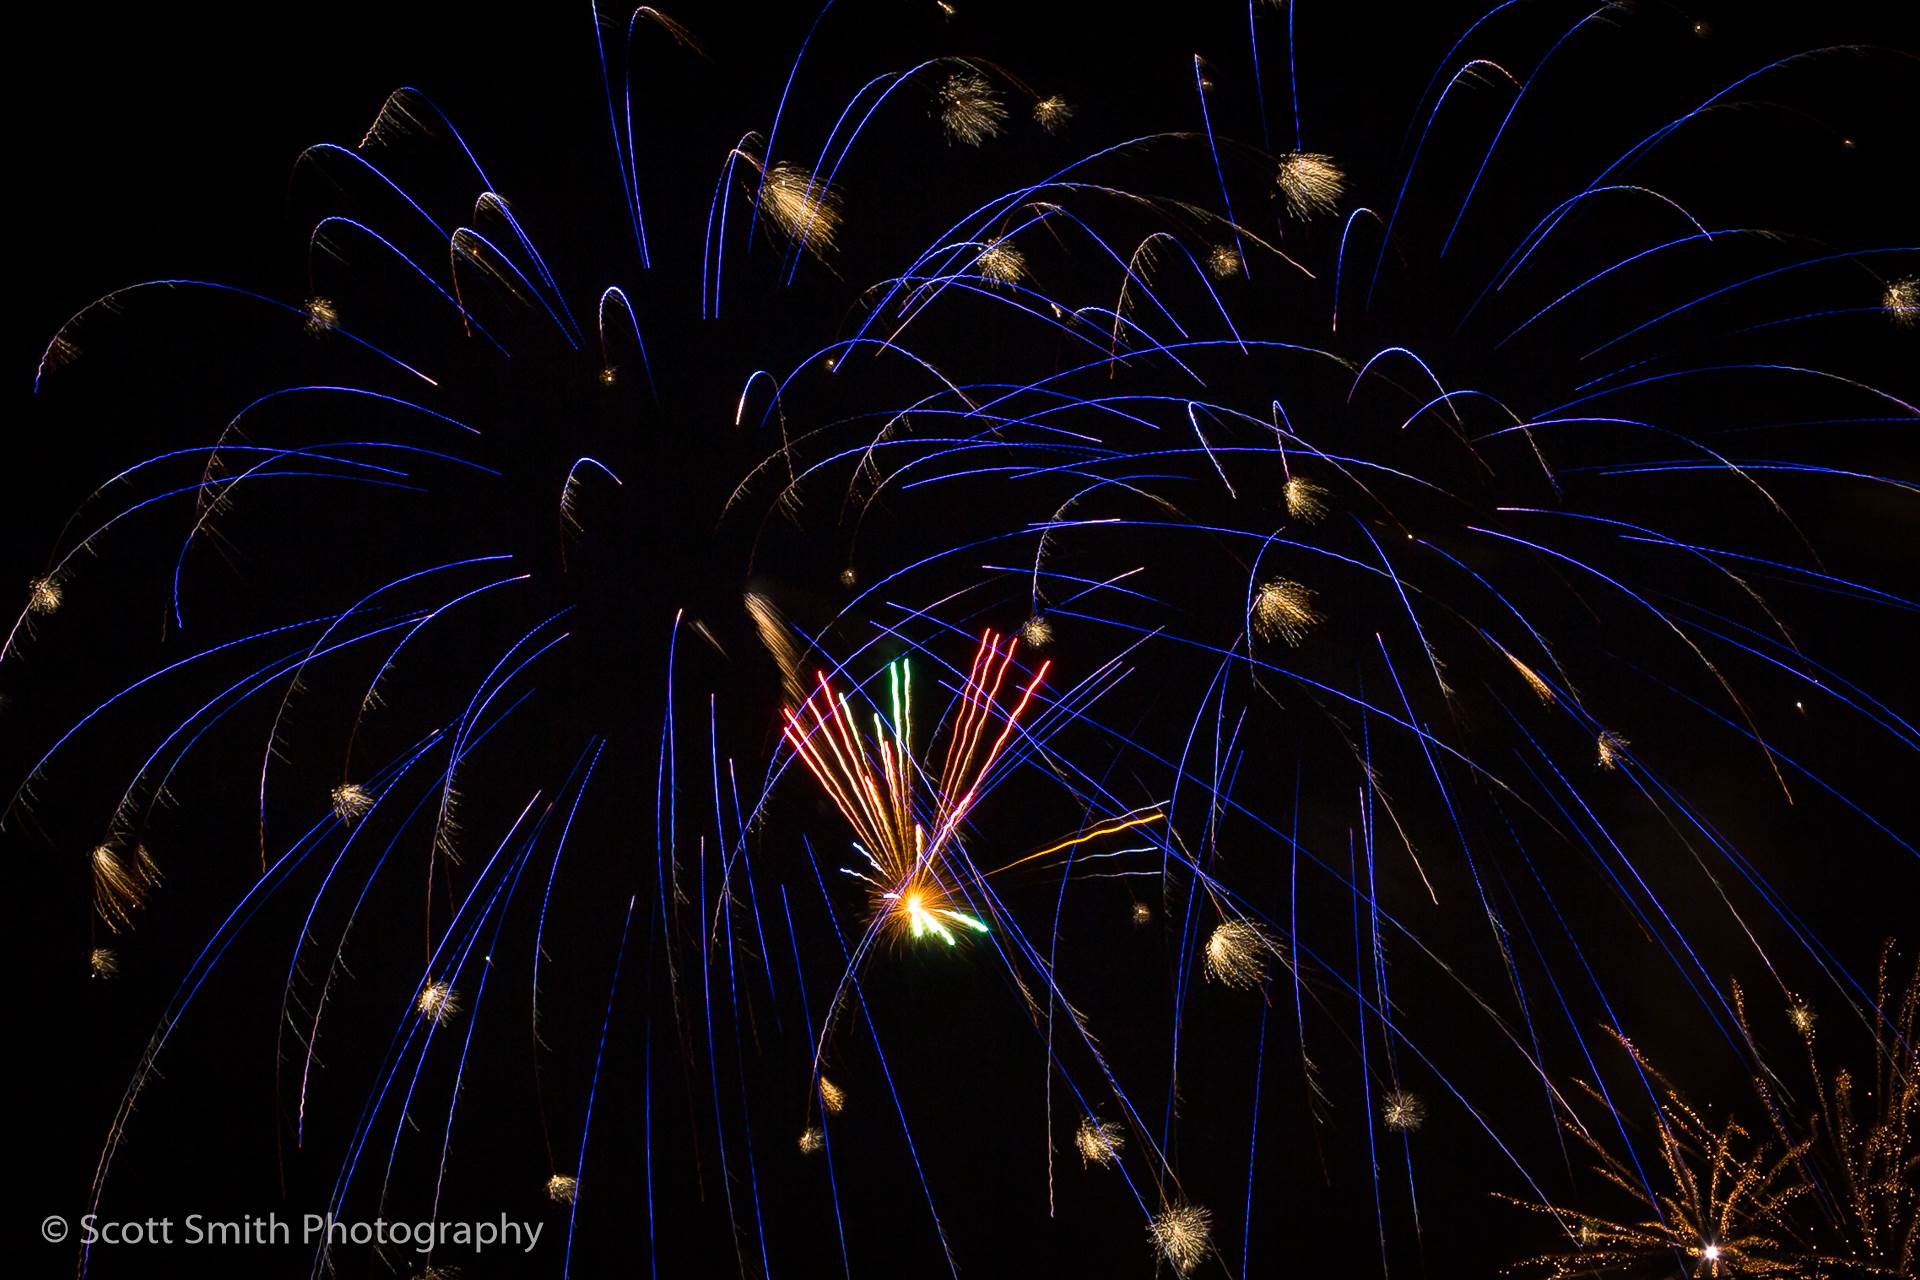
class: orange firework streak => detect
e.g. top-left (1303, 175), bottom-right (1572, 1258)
top-left (782, 630), bottom-right (1050, 943)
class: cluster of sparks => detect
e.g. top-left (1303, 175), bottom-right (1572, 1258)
top-left (1148, 1202), bottom-right (1215, 1274)
top-left (1203, 919), bottom-right (1275, 989)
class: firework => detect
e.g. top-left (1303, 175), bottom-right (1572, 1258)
top-left (781, 630), bottom-right (1048, 945)
top-left (1594, 729), bottom-right (1628, 770)
top-left (1032, 94), bottom-right (1073, 133)
top-left (329, 781), bottom-right (373, 822)
top-left (302, 296), bottom-right (339, 335)
top-left (1786, 999), bottom-right (1817, 1038)
top-left (937, 69), bottom-right (1007, 145)
top-left (1380, 1090), bottom-right (1425, 1133)
top-left (745, 591), bottom-right (806, 703)
top-left (974, 237), bottom-right (1026, 286)
top-left (1019, 613), bottom-right (1054, 648)
top-left (1503, 650), bottom-right (1556, 704)
top-left (757, 160), bottom-right (841, 256)
top-left (415, 981), bottom-right (459, 1026)
top-left (1281, 475), bottom-right (1328, 523)
top-left (1149, 1202), bottom-right (1214, 1274)
top-left (1074, 1116), bottom-right (1125, 1167)
top-left (818, 1076), bottom-right (847, 1115)
top-left (25, 575), bottom-right (61, 615)
top-left (544, 1174), bottom-right (577, 1204)
top-left (1274, 151), bottom-right (1345, 218)
top-left (90, 844), bottom-right (159, 933)
top-left (1206, 244), bottom-right (1244, 279)
top-left (1204, 919), bottom-right (1273, 988)
top-left (1885, 277), bottom-right (1918, 326)
top-left (797, 1126), bottom-right (825, 1155)
top-left (89, 947), bottom-right (119, 979)
top-left (1508, 950), bottom-right (1918, 1276)
top-left (1251, 578), bottom-right (1320, 646)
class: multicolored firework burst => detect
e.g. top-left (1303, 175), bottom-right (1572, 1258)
top-left (9, 2), bottom-right (1915, 1276)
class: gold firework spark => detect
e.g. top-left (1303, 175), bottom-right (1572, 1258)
top-left (1786, 999), bottom-right (1817, 1038)
top-left (303, 297), bottom-right (339, 335)
top-left (1206, 244), bottom-right (1243, 279)
top-left (330, 781), bottom-right (374, 823)
top-left (1595, 730), bottom-right (1629, 770)
top-left (1381, 1090), bottom-right (1426, 1132)
top-left (1275, 151), bottom-right (1346, 219)
top-left (90, 947), bottom-right (119, 979)
top-left (1149, 1202), bottom-right (1214, 1274)
top-left (1019, 614), bottom-right (1054, 649)
top-left (1074, 1116), bottom-right (1125, 1167)
top-left (1252, 578), bottom-right (1321, 646)
top-left (1131, 900), bottom-right (1153, 927)
top-left (1205, 919), bottom-right (1274, 989)
top-left (92, 843), bottom-right (160, 933)
top-left (416, 980), bottom-right (460, 1025)
top-left (1032, 94), bottom-right (1073, 133)
top-left (26, 575), bottom-right (63, 615)
top-left (797, 1126), bottom-right (825, 1155)
top-left (818, 1075), bottom-right (847, 1115)
top-left (1503, 650), bottom-right (1556, 703)
top-left (745, 592), bottom-right (806, 704)
top-left (759, 161), bottom-right (841, 258)
top-left (937, 70), bottom-right (1007, 145)
top-left (974, 238), bottom-right (1026, 286)
top-left (544, 1174), bottom-right (577, 1204)
top-left (1884, 277), bottom-right (1918, 327)
top-left (1283, 475), bottom-right (1329, 523)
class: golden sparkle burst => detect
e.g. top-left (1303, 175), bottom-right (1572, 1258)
top-left (330, 781), bottom-right (374, 822)
top-left (1073, 1116), bottom-right (1125, 1167)
top-left (303, 296), bottom-right (339, 334)
top-left (1275, 151), bottom-right (1346, 219)
top-left (1204, 919), bottom-right (1273, 989)
top-left (1032, 94), bottom-right (1072, 133)
top-left (416, 980), bottom-right (460, 1025)
top-left (937, 70), bottom-right (1007, 145)
top-left (1252, 578), bottom-right (1321, 646)
top-left (1381, 1090), bottom-right (1426, 1132)
top-left (760, 161), bottom-right (841, 258)
top-left (974, 238), bottom-right (1026, 286)
top-left (92, 843), bottom-right (160, 933)
top-left (1595, 730), bottom-right (1629, 770)
top-left (1884, 277), bottom-right (1918, 326)
top-left (1283, 475), bottom-right (1329, 523)
top-left (1148, 1202), bottom-right (1214, 1274)
top-left (26, 575), bottom-right (63, 615)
